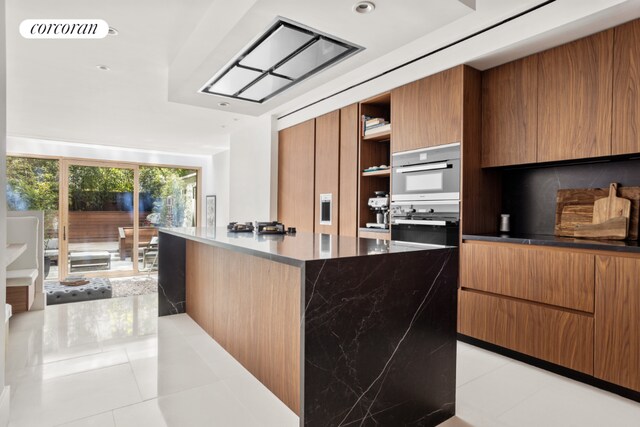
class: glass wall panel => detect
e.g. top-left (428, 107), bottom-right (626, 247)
top-left (6, 157), bottom-right (60, 279)
top-left (138, 167), bottom-right (197, 271)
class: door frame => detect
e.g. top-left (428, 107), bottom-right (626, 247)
top-left (6, 153), bottom-right (202, 280)
top-left (10, 152), bottom-right (203, 228)
top-left (59, 159), bottom-right (140, 280)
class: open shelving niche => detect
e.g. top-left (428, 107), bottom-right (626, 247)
top-left (358, 92), bottom-right (392, 238)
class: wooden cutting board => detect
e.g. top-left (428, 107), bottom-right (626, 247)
top-left (592, 183), bottom-right (631, 224)
top-left (555, 186), bottom-right (640, 240)
top-left (574, 216), bottom-right (628, 240)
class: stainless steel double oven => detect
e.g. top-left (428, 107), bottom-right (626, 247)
top-left (390, 143), bottom-right (460, 246)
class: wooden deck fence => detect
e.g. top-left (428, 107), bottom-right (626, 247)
top-left (68, 211), bottom-right (152, 243)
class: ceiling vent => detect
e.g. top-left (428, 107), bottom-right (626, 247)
top-left (199, 18), bottom-right (362, 104)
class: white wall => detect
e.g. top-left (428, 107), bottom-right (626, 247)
top-left (7, 136), bottom-right (216, 225)
top-left (228, 115), bottom-right (278, 222)
top-left (212, 150), bottom-right (230, 227)
top-left (0, 0), bottom-right (9, 423)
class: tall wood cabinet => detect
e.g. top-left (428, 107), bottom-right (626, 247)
top-left (392, 66), bottom-right (463, 153)
top-left (278, 106), bottom-right (359, 236)
top-left (314, 111), bottom-right (341, 235)
top-left (461, 66), bottom-right (500, 235)
top-left (389, 66), bottom-right (498, 235)
top-left (595, 255), bottom-right (640, 392)
top-left (278, 119), bottom-right (315, 233)
top-left (613, 19), bottom-right (640, 155)
top-left (339, 104), bottom-right (359, 237)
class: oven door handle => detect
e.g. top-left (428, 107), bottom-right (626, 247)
top-left (395, 162), bottom-right (450, 173)
top-left (394, 219), bottom-right (448, 226)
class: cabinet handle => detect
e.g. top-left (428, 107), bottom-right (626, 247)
top-left (396, 162), bottom-right (450, 173)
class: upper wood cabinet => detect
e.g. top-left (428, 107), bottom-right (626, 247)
top-left (613, 19), bottom-right (640, 155)
top-left (314, 110), bottom-right (340, 235)
top-left (392, 66), bottom-right (463, 153)
top-left (278, 119), bottom-right (315, 233)
top-left (537, 30), bottom-right (614, 163)
top-left (595, 255), bottom-right (640, 392)
top-left (339, 104), bottom-right (359, 237)
top-left (481, 56), bottom-right (538, 167)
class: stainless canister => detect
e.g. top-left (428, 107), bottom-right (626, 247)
top-left (500, 214), bottom-right (511, 233)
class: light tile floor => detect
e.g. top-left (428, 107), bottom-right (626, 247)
top-left (6, 295), bottom-right (640, 426)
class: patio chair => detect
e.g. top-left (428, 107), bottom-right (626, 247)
top-left (118, 226), bottom-right (158, 260)
top-left (143, 236), bottom-right (159, 272)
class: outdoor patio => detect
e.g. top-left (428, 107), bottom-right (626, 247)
top-left (46, 242), bottom-right (158, 277)
top-left (45, 221), bottom-right (160, 280)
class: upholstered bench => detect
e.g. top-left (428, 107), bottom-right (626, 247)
top-left (45, 278), bottom-right (112, 305)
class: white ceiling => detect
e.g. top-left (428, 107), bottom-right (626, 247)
top-left (6, 0), bottom-right (234, 154)
top-left (7, 0), bottom-right (640, 155)
top-left (168, 0), bottom-right (476, 116)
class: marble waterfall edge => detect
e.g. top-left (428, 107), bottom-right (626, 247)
top-left (303, 248), bottom-right (458, 426)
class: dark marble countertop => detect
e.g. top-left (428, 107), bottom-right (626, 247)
top-left (161, 227), bottom-right (452, 266)
top-left (463, 233), bottom-right (640, 254)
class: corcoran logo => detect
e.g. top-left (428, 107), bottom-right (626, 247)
top-left (19, 19), bottom-right (109, 39)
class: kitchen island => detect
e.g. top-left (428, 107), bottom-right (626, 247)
top-left (158, 227), bottom-right (458, 426)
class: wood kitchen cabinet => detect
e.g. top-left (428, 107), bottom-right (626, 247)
top-left (613, 19), bottom-right (640, 156)
top-left (459, 240), bottom-right (598, 375)
top-left (278, 119), bottom-right (316, 233)
top-left (537, 30), bottom-right (614, 162)
top-left (460, 242), bottom-right (595, 313)
top-left (391, 66), bottom-right (463, 153)
top-left (314, 110), bottom-right (340, 235)
top-left (339, 104), bottom-right (359, 237)
top-left (481, 55), bottom-right (538, 167)
top-left (460, 240), bottom-right (640, 391)
top-left (279, 107), bottom-right (357, 237)
top-left (458, 289), bottom-right (594, 375)
top-left (595, 255), bottom-right (640, 392)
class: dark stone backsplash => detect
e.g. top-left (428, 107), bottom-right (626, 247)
top-left (501, 158), bottom-right (640, 235)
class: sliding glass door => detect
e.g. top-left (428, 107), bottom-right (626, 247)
top-left (60, 160), bottom-right (138, 278)
top-left (6, 156), bottom-right (199, 281)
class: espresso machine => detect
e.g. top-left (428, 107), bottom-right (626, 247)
top-left (366, 191), bottom-right (390, 229)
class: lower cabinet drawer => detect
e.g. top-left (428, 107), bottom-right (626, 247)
top-left (460, 242), bottom-right (595, 312)
top-left (458, 289), bottom-right (594, 375)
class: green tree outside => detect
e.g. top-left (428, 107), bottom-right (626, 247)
top-left (6, 157), bottom-right (197, 233)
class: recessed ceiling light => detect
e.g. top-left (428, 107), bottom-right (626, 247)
top-left (218, 102), bottom-right (230, 107)
top-left (96, 65), bottom-right (110, 71)
top-left (353, 1), bottom-right (375, 14)
top-left (108, 27), bottom-right (119, 36)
